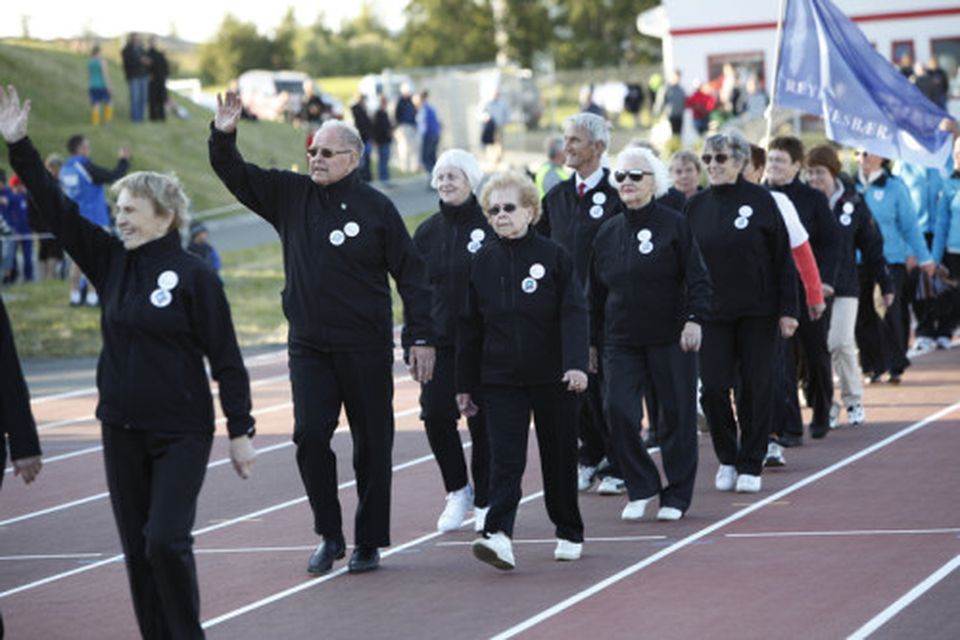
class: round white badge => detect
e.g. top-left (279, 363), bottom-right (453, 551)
top-left (150, 288), bottom-right (172, 308)
top-left (734, 217), bottom-right (749, 230)
top-left (344, 221), bottom-right (360, 237)
top-left (467, 240), bottom-right (481, 254)
top-left (592, 192), bottom-right (607, 205)
top-left (840, 214), bottom-right (852, 226)
top-left (521, 277), bottom-right (538, 294)
top-left (589, 205), bottom-right (604, 219)
top-left (470, 228), bottom-right (486, 242)
top-left (340, 202), bottom-right (347, 210)
top-left (329, 230), bottom-right (345, 246)
top-left (639, 241), bottom-right (654, 255)
top-left (157, 270), bottom-right (179, 291)
top-left (529, 263), bottom-right (546, 280)
top-left (842, 202), bottom-right (854, 214)
top-left (739, 205), bottom-right (754, 218)
top-left (637, 229), bottom-right (652, 242)
top-left (873, 191), bottom-right (884, 202)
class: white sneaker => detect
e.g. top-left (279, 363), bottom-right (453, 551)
top-left (69, 289), bottom-right (82, 305)
top-left (829, 403), bottom-right (840, 429)
top-left (847, 404), bottom-right (865, 426)
top-left (715, 465), bottom-right (737, 491)
top-left (937, 336), bottom-right (953, 350)
top-left (621, 498), bottom-right (653, 521)
top-left (597, 476), bottom-right (626, 495)
top-left (912, 336), bottom-right (935, 354)
top-left (436, 485), bottom-right (473, 532)
top-left (473, 506), bottom-right (489, 533)
top-left (84, 291), bottom-right (99, 306)
top-left (656, 507), bottom-right (683, 521)
top-left (554, 539), bottom-right (582, 561)
top-left (472, 532), bottom-right (515, 570)
top-left (735, 474), bottom-right (762, 493)
top-left (763, 441), bottom-right (786, 467)
top-left (577, 464), bottom-right (598, 491)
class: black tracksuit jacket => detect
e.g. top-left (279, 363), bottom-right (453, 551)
top-left (209, 126), bottom-right (433, 351)
top-left (589, 201), bottom-right (713, 346)
top-left (10, 137), bottom-right (254, 438)
top-left (538, 169), bottom-right (622, 287)
top-left (767, 175), bottom-right (842, 288)
top-left (412, 195), bottom-right (493, 348)
top-left (457, 231), bottom-right (589, 393)
top-left (831, 179), bottom-right (893, 297)
top-left (1, 295), bottom-right (40, 486)
top-left (684, 177), bottom-right (799, 322)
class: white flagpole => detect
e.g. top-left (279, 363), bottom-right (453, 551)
top-left (765, 0), bottom-right (789, 146)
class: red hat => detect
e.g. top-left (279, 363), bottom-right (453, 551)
top-left (9, 175), bottom-right (21, 187)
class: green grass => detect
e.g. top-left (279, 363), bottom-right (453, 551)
top-left (5, 210), bottom-right (434, 358)
top-left (0, 40), bottom-right (307, 212)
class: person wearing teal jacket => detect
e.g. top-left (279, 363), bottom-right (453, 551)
top-left (931, 138), bottom-right (960, 345)
top-left (855, 151), bottom-right (934, 383)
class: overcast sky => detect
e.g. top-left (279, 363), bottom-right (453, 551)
top-left (0, 1), bottom-right (408, 42)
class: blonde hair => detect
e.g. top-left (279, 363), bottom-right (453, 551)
top-left (479, 171), bottom-right (542, 225)
top-left (111, 171), bottom-right (190, 232)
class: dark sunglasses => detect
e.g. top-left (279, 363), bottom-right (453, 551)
top-left (613, 170), bottom-right (647, 183)
top-left (307, 147), bottom-right (353, 159)
top-left (855, 150), bottom-right (869, 158)
top-left (700, 153), bottom-right (730, 165)
top-left (487, 203), bottom-right (519, 215)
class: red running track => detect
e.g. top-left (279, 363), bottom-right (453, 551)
top-left (1, 347), bottom-right (958, 639)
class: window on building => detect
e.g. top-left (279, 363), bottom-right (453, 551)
top-left (932, 37), bottom-right (960, 97)
top-left (891, 40), bottom-right (915, 70)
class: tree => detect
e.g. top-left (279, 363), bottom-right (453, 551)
top-left (501, 0), bottom-right (553, 68)
top-left (197, 15), bottom-right (281, 84)
top-left (400, 0), bottom-right (498, 67)
top-left (551, 0), bottom-right (660, 69)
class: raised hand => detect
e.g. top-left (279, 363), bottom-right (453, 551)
top-left (0, 85), bottom-right (31, 143)
top-left (214, 90), bottom-right (243, 133)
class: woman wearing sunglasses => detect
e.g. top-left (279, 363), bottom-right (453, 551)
top-left (684, 130), bottom-right (799, 494)
top-left (412, 149), bottom-right (492, 534)
top-left (457, 171), bottom-right (588, 570)
top-left (589, 146), bottom-right (711, 521)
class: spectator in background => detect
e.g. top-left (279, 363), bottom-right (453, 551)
top-left (3, 176), bottom-right (33, 283)
top-left (87, 44), bottom-right (113, 126)
top-left (30, 154), bottom-right (66, 281)
top-left (60, 134), bottom-right (130, 306)
top-left (739, 75), bottom-right (769, 120)
top-left (299, 80), bottom-right (330, 125)
top-left (925, 57), bottom-right (949, 109)
top-left (350, 94), bottom-right (374, 182)
top-left (0, 169), bottom-right (15, 282)
top-left (654, 70), bottom-right (687, 138)
top-left (121, 32), bottom-right (149, 123)
top-left (146, 36), bottom-right (169, 122)
top-left (372, 95), bottom-right (394, 186)
top-left (685, 82), bottom-right (718, 135)
top-left (534, 135), bottom-right (570, 199)
top-left (418, 90), bottom-right (441, 179)
top-left (898, 52), bottom-right (915, 78)
top-left (186, 221), bottom-right (221, 275)
top-left (481, 90), bottom-right (509, 168)
top-left (394, 83), bottom-right (419, 173)
top-left (579, 84), bottom-right (606, 118)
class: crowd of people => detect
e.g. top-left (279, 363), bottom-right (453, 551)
top-left (2, 52), bottom-right (960, 636)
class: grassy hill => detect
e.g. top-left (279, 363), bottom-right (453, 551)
top-left (0, 39), bottom-right (307, 212)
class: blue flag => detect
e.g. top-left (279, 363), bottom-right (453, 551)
top-left (775, 0), bottom-right (953, 167)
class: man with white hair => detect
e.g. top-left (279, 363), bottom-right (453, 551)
top-left (209, 92), bottom-right (436, 575)
top-left (538, 112), bottom-right (624, 495)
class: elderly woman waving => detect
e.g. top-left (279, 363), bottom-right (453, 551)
top-left (684, 130), bottom-right (799, 495)
top-left (589, 146), bottom-right (712, 522)
top-left (0, 86), bottom-right (255, 639)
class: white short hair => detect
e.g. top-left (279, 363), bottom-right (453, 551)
top-left (431, 149), bottom-right (485, 191)
top-left (314, 120), bottom-right (364, 156)
top-left (610, 146), bottom-right (670, 198)
top-left (564, 112), bottom-right (611, 151)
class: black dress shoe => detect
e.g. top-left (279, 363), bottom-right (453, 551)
top-left (777, 433), bottom-right (804, 448)
top-left (348, 546), bottom-right (381, 573)
top-left (307, 536), bottom-right (346, 575)
top-left (809, 423), bottom-right (829, 439)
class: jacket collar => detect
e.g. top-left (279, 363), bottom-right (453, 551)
top-left (439, 194), bottom-right (482, 221)
top-left (128, 230), bottom-right (182, 261)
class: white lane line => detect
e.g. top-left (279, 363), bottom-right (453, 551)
top-left (489, 398), bottom-right (960, 640)
top-left (847, 554), bottom-right (960, 640)
top-left (727, 528), bottom-right (960, 539)
top-left (0, 435), bottom-right (468, 599)
top-left (201, 491), bottom-right (544, 630)
top-left (0, 553), bottom-right (106, 561)
top-left (435, 535), bottom-right (667, 547)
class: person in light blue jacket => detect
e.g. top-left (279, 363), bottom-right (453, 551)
top-left (931, 138), bottom-right (960, 346)
top-left (855, 151), bottom-right (934, 384)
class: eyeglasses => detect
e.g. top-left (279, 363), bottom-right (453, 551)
top-left (487, 203), bottom-right (519, 215)
top-left (307, 147), bottom-right (353, 159)
top-left (855, 150), bottom-right (869, 158)
top-left (700, 153), bottom-right (730, 165)
top-left (613, 170), bottom-right (648, 183)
